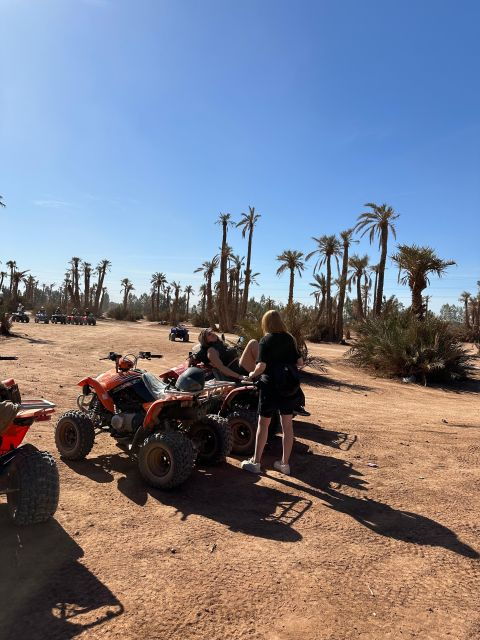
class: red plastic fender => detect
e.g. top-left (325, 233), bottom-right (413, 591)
top-left (143, 394), bottom-right (194, 430)
top-left (78, 377), bottom-right (115, 413)
top-left (220, 385), bottom-right (257, 413)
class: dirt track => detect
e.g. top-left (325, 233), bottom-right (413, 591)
top-left (1, 320), bottom-right (479, 640)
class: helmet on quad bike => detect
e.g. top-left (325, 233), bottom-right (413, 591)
top-left (175, 367), bottom-right (205, 393)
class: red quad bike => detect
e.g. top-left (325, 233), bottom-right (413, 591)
top-left (159, 354), bottom-right (265, 455)
top-left (54, 352), bottom-right (234, 489)
top-left (0, 356), bottom-right (59, 525)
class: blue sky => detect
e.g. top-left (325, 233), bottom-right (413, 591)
top-left (1, 0), bottom-right (479, 309)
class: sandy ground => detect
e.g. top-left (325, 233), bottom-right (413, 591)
top-left (1, 319), bottom-right (479, 640)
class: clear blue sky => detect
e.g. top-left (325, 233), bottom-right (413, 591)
top-left (1, 0), bottom-right (479, 310)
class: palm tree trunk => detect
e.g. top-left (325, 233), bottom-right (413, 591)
top-left (288, 269), bottom-right (295, 306)
top-left (241, 229), bottom-right (253, 319)
top-left (326, 257), bottom-right (333, 338)
top-left (94, 268), bottom-right (106, 315)
top-left (411, 285), bottom-right (424, 318)
top-left (465, 301), bottom-right (470, 328)
top-left (336, 247), bottom-right (349, 341)
top-left (373, 271), bottom-right (378, 312)
top-left (356, 278), bottom-right (364, 320)
top-left (375, 227), bottom-right (388, 315)
top-left (206, 276), bottom-right (216, 327)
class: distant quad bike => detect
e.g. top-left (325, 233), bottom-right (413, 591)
top-left (11, 311), bottom-right (30, 324)
top-left (51, 313), bottom-right (67, 324)
top-left (34, 311), bottom-right (50, 324)
top-left (0, 356), bottom-right (59, 525)
top-left (86, 313), bottom-right (96, 326)
top-left (169, 325), bottom-right (189, 342)
top-left (54, 352), bottom-right (233, 489)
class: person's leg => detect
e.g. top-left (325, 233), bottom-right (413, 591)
top-left (253, 415), bottom-right (271, 463)
top-left (279, 414), bottom-right (294, 464)
top-left (239, 339), bottom-right (259, 373)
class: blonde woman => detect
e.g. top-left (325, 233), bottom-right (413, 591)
top-left (240, 310), bottom-right (304, 476)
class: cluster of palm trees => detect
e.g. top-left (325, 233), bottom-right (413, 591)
top-left (148, 273), bottom-right (194, 323)
top-left (276, 203), bottom-right (456, 341)
top-left (459, 285), bottom-right (480, 332)
top-left (194, 207), bottom-right (261, 331)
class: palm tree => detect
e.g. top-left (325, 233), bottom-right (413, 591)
top-left (369, 264), bottom-right (380, 312)
top-left (237, 206), bottom-right (261, 320)
top-left (93, 259), bottom-right (111, 315)
top-left (216, 213), bottom-right (233, 331)
top-left (348, 254), bottom-right (369, 320)
top-left (184, 285), bottom-right (194, 319)
top-left (336, 229), bottom-right (355, 341)
top-left (276, 250), bottom-right (305, 306)
top-left (391, 244), bottom-right (455, 319)
top-left (459, 292), bottom-right (472, 328)
top-left (11, 270), bottom-right (29, 305)
top-left (306, 235), bottom-right (342, 338)
top-left (0, 271), bottom-right (6, 291)
top-left (355, 203), bottom-right (400, 316)
top-left (198, 284), bottom-right (207, 317)
top-left (82, 262), bottom-right (92, 308)
top-left (69, 257), bottom-right (82, 307)
top-left (310, 273), bottom-right (327, 320)
top-left (120, 278), bottom-right (134, 311)
top-left (194, 257), bottom-right (218, 327)
top-left (170, 281), bottom-right (182, 323)
top-left (0, 196), bottom-right (6, 208)
top-left (151, 272), bottom-right (167, 315)
top-left (6, 260), bottom-right (16, 295)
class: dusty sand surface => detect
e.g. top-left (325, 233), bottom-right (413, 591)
top-left (1, 320), bottom-right (479, 640)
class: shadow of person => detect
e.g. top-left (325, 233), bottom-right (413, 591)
top-left (321, 488), bottom-right (480, 559)
top-left (0, 514), bottom-right (123, 640)
top-left (292, 419), bottom-right (358, 451)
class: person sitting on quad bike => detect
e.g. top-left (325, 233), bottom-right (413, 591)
top-left (17, 303), bottom-right (25, 313)
top-left (0, 382), bottom-right (19, 436)
top-left (194, 328), bottom-right (309, 416)
top-left (55, 307), bottom-right (62, 314)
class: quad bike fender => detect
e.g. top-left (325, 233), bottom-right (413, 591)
top-left (78, 377), bottom-right (115, 413)
top-left (143, 394), bottom-right (194, 430)
top-left (219, 385), bottom-right (257, 415)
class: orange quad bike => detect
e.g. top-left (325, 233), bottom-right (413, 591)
top-left (54, 352), bottom-right (234, 489)
top-left (0, 356), bottom-right (59, 525)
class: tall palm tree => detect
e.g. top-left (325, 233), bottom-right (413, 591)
top-left (276, 250), bottom-right (305, 306)
top-left (198, 284), bottom-right (207, 317)
top-left (194, 257), bottom-right (218, 327)
top-left (151, 272), bottom-right (167, 315)
top-left (459, 292), bottom-right (472, 328)
top-left (306, 235), bottom-right (342, 338)
top-left (82, 262), bottom-right (92, 308)
top-left (336, 229), bottom-right (355, 341)
top-left (120, 278), bottom-right (134, 311)
top-left (391, 244), bottom-right (455, 318)
top-left (6, 260), bottom-right (16, 295)
top-left (11, 270), bottom-right (29, 305)
top-left (170, 281), bottom-right (182, 323)
top-left (355, 203), bottom-right (400, 316)
top-left (309, 273), bottom-right (327, 320)
top-left (228, 254), bottom-right (244, 324)
top-left (369, 264), bottom-right (380, 312)
top-left (69, 257), bottom-right (82, 307)
top-left (348, 254), bottom-right (369, 320)
top-left (94, 259), bottom-right (111, 315)
top-left (0, 271), bottom-right (7, 291)
top-left (237, 206), bottom-right (261, 320)
top-left (216, 213), bottom-right (233, 331)
top-left (184, 285), bottom-right (194, 319)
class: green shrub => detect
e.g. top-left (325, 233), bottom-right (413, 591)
top-left (190, 313), bottom-right (210, 328)
top-left (347, 311), bottom-right (473, 384)
top-left (107, 305), bottom-right (143, 322)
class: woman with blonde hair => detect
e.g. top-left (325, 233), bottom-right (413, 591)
top-left (240, 310), bottom-right (304, 476)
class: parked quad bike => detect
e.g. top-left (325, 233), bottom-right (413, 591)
top-left (0, 356), bottom-right (59, 525)
top-left (55, 351), bottom-right (233, 489)
top-left (11, 311), bottom-right (30, 323)
top-left (34, 311), bottom-right (50, 324)
top-left (159, 351), bottom-right (279, 455)
top-left (169, 325), bottom-right (189, 342)
top-left (51, 313), bottom-right (67, 324)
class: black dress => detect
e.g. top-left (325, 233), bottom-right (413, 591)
top-left (257, 332), bottom-right (301, 418)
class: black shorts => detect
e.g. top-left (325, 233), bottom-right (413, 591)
top-left (213, 359), bottom-right (248, 383)
top-left (258, 385), bottom-right (296, 418)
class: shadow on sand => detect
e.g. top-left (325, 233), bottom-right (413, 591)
top-left (301, 368), bottom-right (374, 393)
top-left (0, 515), bottom-right (123, 640)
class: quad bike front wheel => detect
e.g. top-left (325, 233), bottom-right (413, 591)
top-left (227, 409), bottom-right (257, 455)
top-left (55, 410), bottom-right (96, 460)
top-left (138, 431), bottom-right (196, 489)
top-left (5, 444), bottom-right (60, 525)
top-left (189, 415), bottom-right (233, 465)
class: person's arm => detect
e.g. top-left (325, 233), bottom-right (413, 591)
top-left (248, 361), bottom-right (266, 379)
top-left (207, 347), bottom-right (244, 381)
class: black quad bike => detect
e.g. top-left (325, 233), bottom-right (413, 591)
top-left (54, 352), bottom-right (233, 489)
top-left (11, 311), bottom-right (29, 323)
top-left (51, 313), bottom-right (67, 324)
top-left (34, 311), bottom-right (50, 324)
top-left (0, 356), bottom-right (59, 525)
top-left (169, 326), bottom-right (189, 342)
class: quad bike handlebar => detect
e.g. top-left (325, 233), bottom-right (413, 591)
top-left (99, 351), bottom-right (163, 372)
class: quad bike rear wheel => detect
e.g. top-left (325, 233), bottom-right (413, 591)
top-left (227, 409), bottom-right (257, 455)
top-left (138, 431), bottom-right (195, 489)
top-left (189, 415), bottom-right (233, 465)
top-left (6, 444), bottom-right (60, 525)
top-left (55, 410), bottom-right (95, 460)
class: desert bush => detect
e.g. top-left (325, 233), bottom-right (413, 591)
top-left (447, 324), bottom-right (480, 344)
top-left (190, 312), bottom-right (210, 328)
top-left (347, 311), bottom-right (473, 384)
top-left (107, 305), bottom-right (143, 322)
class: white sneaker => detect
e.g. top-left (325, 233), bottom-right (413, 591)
top-left (273, 460), bottom-right (291, 475)
top-left (240, 458), bottom-right (261, 474)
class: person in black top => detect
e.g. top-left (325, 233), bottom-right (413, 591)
top-left (241, 310), bottom-right (304, 476)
